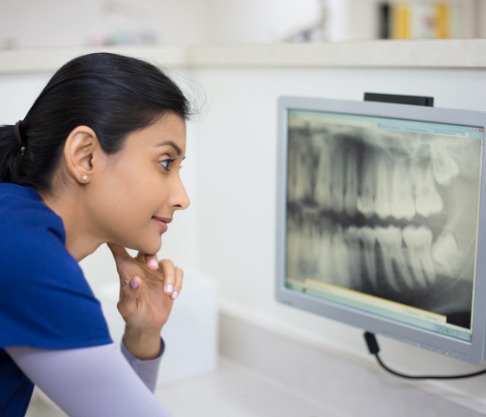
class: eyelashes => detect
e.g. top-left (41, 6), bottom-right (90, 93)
top-left (160, 155), bottom-right (186, 172)
top-left (159, 159), bottom-right (176, 171)
top-left (160, 159), bottom-right (184, 172)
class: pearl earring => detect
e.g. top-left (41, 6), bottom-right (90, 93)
top-left (81, 175), bottom-right (89, 182)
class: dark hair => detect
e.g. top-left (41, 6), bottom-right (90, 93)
top-left (0, 52), bottom-right (192, 193)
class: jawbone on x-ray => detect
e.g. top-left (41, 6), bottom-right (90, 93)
top-left (285, 111), bottom-right (482, 328)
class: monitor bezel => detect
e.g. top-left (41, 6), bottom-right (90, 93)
top-left (275, 95), bottom-right (486, 364)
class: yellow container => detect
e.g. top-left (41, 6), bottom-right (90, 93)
top-left (392, 3), bottom-right (411, 39)
top-left (435, 1), bottom-right (450, 38)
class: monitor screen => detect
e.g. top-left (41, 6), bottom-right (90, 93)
top-left (276, 96), bottom-right (486, 364)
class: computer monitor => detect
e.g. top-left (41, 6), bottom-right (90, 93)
top-left (275, 95), bottom-right (486, 364)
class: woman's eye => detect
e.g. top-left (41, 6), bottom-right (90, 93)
top-left (159, 159), bottom-right (175, 171)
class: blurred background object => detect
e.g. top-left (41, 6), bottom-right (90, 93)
top-left (0, 0), bottom-right (485, 50)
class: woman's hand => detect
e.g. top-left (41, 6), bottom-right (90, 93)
top-left (107, 243), bottom-right (183, 359)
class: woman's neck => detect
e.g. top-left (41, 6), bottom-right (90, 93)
top-left (40, 189), bottom-right (103, 262)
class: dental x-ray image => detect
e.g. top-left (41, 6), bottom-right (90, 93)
top-left (285, 110), bottom-right (483, 330)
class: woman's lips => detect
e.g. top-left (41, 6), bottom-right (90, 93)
top-left (152, 216), bottom-right (171, 233)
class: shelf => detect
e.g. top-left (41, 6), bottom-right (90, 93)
top-left (1, 39), bottom-right (486, 74)
top-left (185, 39), bottom-right (486, 68)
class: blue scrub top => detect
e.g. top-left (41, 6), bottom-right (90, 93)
top-left (0, 183), bottom-right (112, 416)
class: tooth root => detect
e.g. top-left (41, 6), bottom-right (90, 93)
top-left (286, 215), bottom-right (299, 277)
top-left (431, 146), bottom-right (460, 186)
top-left (403, 226), bottom-right (436, 286)
top-left (296, 218), bottom-right (307, 276)
top-left (432, 231), bottom-right (459, 276)
top-left (292, 136), bottom-right (313, 202)
top-left (414, 165), bottom-right (443, 217)
top-left (310, 218), bottom-right (322, 277)
top-left (375, 226), bottom-right (414, 291)
top-left (403, 226), bottom-right (426, 286)
top-left (331, 225), bottom-right (349, 285)
top-left (359, 227), bottom-right (377, 287)
top-left (317, 225), bottom-right (332, 279)
top-left (344, 152), bottom-right (359, 217)
top-left (374, 153), bottom-right (392, 219)
top-left (287, 138), bottom-right (302, 201)
top-left (390, 157), bottom-right (415, 220)
top-left (299, 217), bottom-right (316, 277)
top-left (357, 150), bottom-right (376, 218)
top-left (287, 141), bottom-right (295, 201)
top-left (330, 149), bottom-right (344, 213)
top-left (344, 226), bottom-right (361, 285)
top-left (315, 139), bottom-right (332, 209)
top-left (374, 227), bottom-right (399, 291)
top-left (415, 227), bottom-right (436, 285)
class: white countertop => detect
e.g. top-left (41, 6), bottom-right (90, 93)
top-left (1, 39), bottom-right (486, 74)
top-left (26, 357), bottom-right (341, 417)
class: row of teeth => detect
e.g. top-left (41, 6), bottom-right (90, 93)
top-left (287, 136), bottom-right (460, 219)
top-left (287, 221), bottom-right (460, 293)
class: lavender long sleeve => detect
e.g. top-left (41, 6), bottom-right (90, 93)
top-left (120, 338), bottom-right (164, 392)
top-left (6, 342), bottom-right (172, 417)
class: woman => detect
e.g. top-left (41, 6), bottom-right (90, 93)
top-left (0, 52), bottom-right (192, 416)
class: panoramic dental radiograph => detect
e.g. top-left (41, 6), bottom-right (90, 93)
top-left (285, 112), bottom-right (482, 330)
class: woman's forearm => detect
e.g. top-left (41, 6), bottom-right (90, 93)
top-left (7, 344), bottom-right (171, 417)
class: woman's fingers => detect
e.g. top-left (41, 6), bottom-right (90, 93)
top-left (109, 242), bottom-right (182, 304)
top-left (172, 267), bottom-right (183, 300)
top-left (117, 275), bottom-right (142, 318)
top-left (135, 252), bottom-right (159, 271)
top-left (159, 259), bottom-right (175, 295)
top-left (158, 259), bottom-right (183, 299)
top-left (146, 255), bottom-right (159, 271)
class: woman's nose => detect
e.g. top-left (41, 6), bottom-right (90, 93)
top-left (171, 177), bottom-right (190, 210)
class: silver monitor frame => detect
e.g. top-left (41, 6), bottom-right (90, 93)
top-left (275, 95), bottom-right (486, 364)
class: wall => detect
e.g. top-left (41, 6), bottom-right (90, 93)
top-left (0, 0), bottom-right (208, 48)
top-left (0, 0), bottom-right (320, 48)
top-left (203, 0), bottom-right (321, 43)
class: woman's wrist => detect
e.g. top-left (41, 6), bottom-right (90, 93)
top-left (122, 326), bottom-right (162, 360)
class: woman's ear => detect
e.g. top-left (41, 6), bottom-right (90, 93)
top-left (63, 126), bottom-right (102, 184)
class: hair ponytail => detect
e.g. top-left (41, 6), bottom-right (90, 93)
top-left (0, 124), bottom-right (26, 183)
top-left (0, 52), bottom-right (192, 193)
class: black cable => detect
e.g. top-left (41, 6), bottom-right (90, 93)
top-left (363, 331), bottom-right (486, 380)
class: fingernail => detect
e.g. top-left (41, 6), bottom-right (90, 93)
top-left (130, 278), bottom-right (139, 289)
top-left (171, 291), bottom-right (179, 300)
top-left (148, 259), bottom-right (158, 269)
top-left (165, 283), bottom-right (174, 293)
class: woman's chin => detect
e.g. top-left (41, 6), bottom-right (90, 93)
top-left (111, 235), bottom-right (162, 256)
top-left (135, 239), bottom-right (162, 256)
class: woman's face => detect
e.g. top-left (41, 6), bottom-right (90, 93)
top-left (86, 112), bottom-right (190, 255)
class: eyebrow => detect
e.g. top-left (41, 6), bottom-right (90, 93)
top-left (156, 140), bottom-right (182, 156)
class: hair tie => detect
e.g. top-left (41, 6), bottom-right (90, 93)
top-left (14, 120), bottom-right (26, 156)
